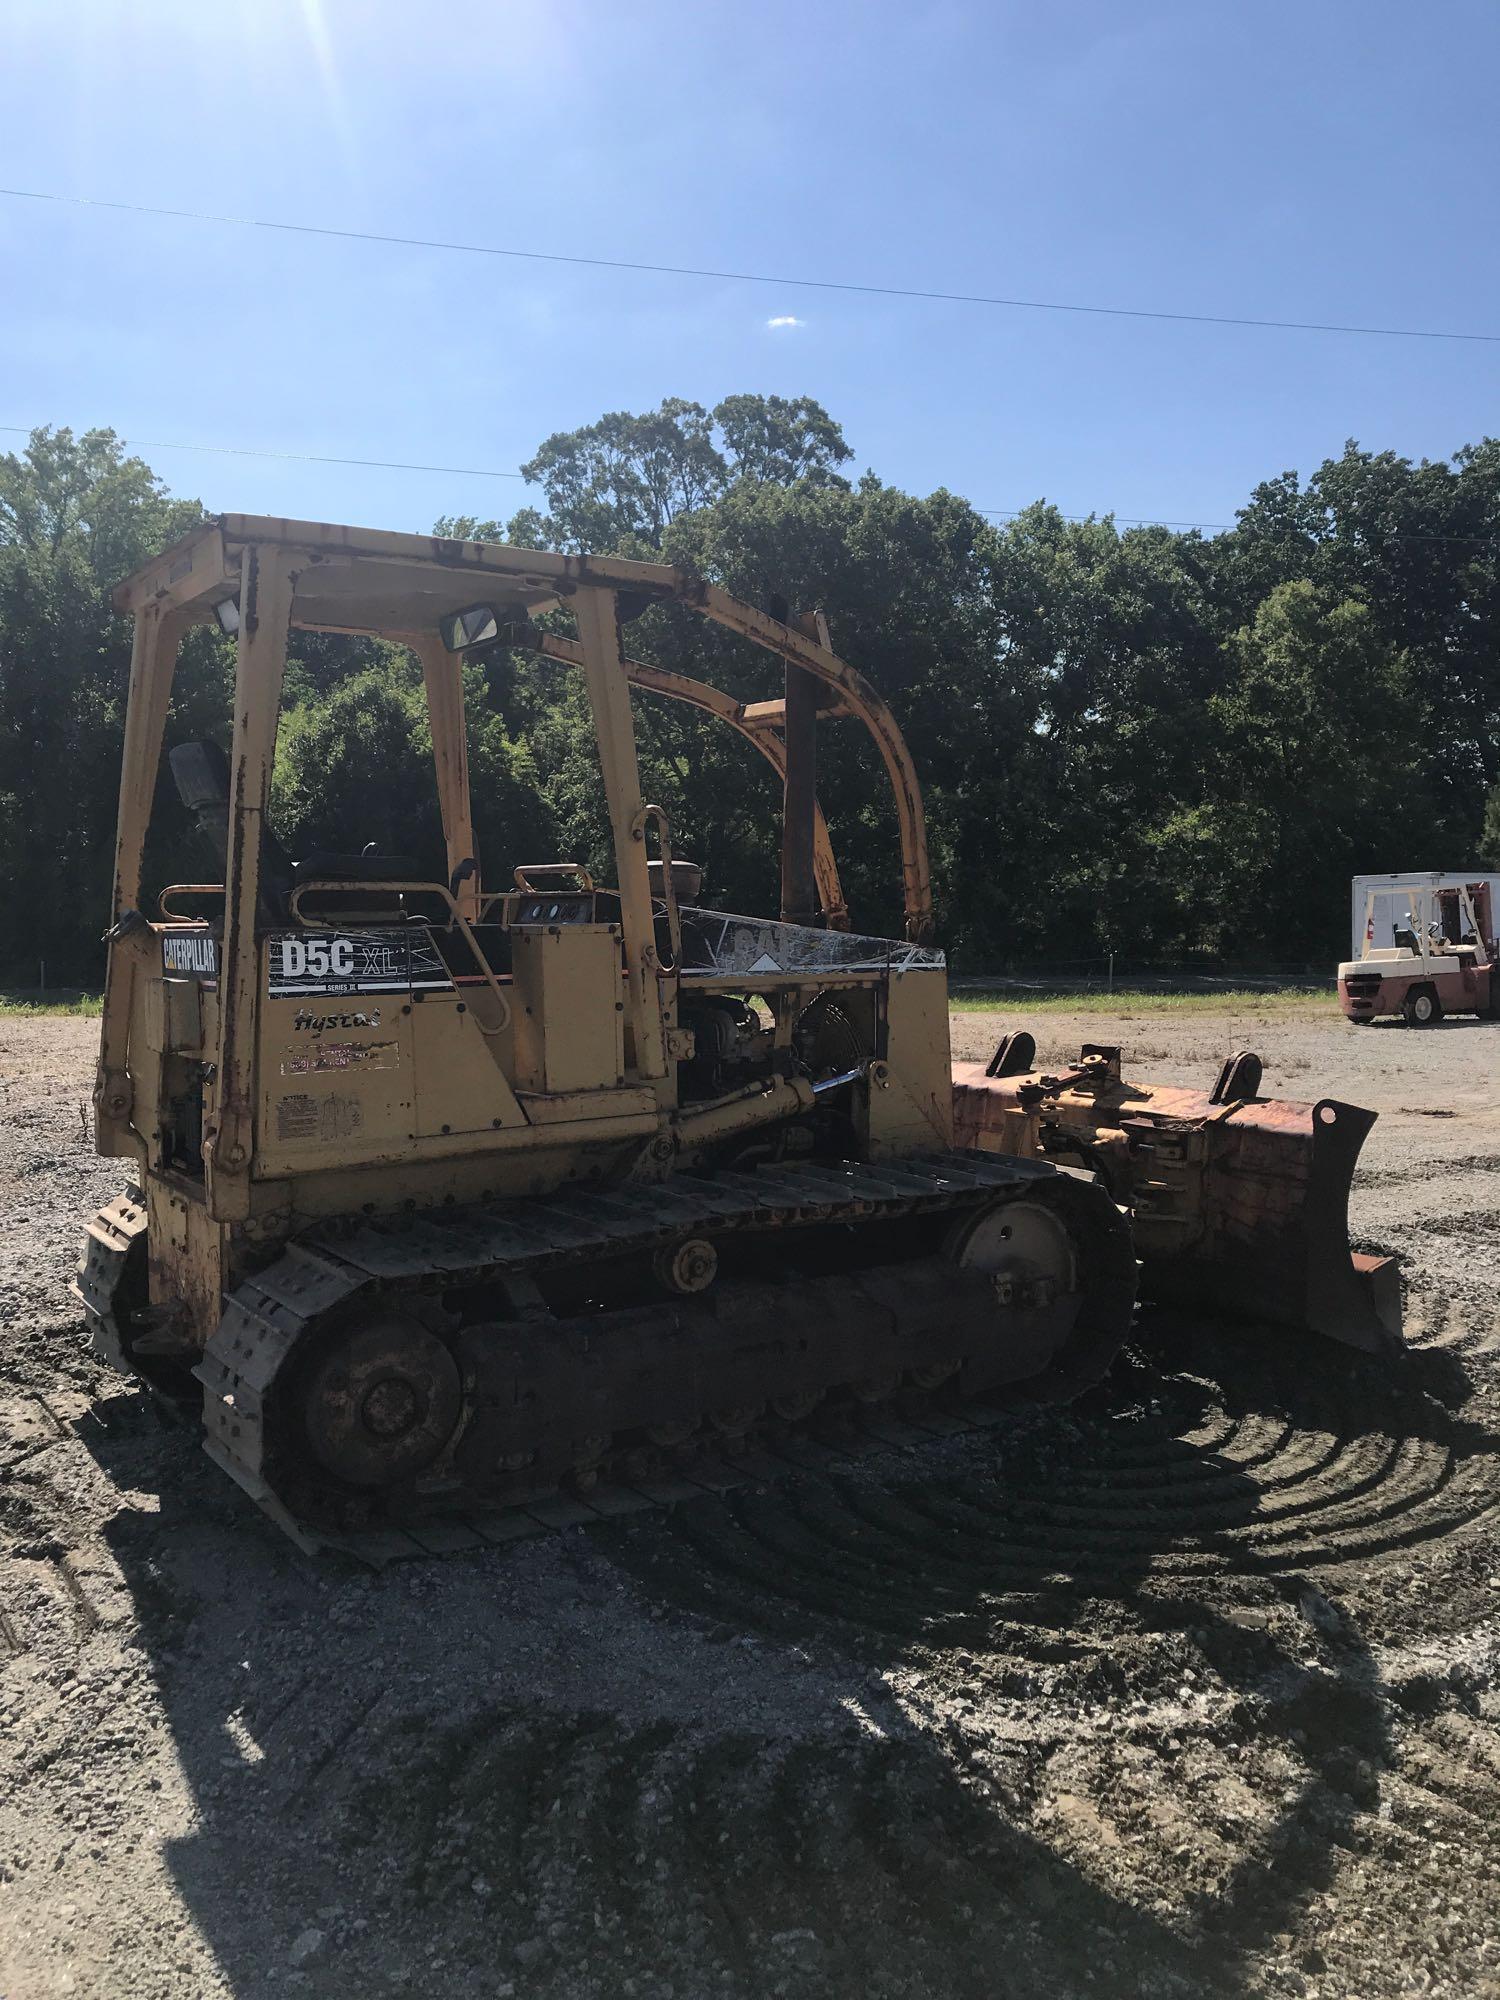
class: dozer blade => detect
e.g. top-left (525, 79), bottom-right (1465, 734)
top-left (1136, 1093), bottom-right (1401, 1353)
top-left (952, 1044), bottom-right (1402, 1355)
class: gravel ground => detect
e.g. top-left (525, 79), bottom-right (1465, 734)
top-left (2, 1005), bottom-right (1498, 2000)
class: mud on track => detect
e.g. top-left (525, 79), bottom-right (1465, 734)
top-left (2, 1007), bottom-right (1499, 2000)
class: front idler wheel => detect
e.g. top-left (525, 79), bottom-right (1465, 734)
top-left (941, 1178), bottom-right (1135, 1403)
top-left (300, 1315), bottom-right (462, 1489)
top-left (947, 1199), bottom-right (1079, 1308)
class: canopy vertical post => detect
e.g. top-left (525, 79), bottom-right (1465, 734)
top-left (204, 544), bottom-right (296, 1220)
top-left (94, 600), bottom-right (186, 1159)
top-left (778, 603), bottom-right (821, 928)
top-left (415, 634), bottom-right (480, 919)
top-left (572, 587), bottom-right (669, 1082)
top-left (110, 601), bottom-right (185, 919)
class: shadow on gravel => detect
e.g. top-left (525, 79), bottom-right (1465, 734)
top-left (85, 1443), bottom-right (1226, 2000)
top-left (78, 1306), bottom-right (1482, 2000)
top-left (1365, 1016), bottom-right (1500, 1032)
top-left (598, 1317), bottom-right (1490, 1993)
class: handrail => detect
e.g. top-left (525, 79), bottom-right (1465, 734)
top-left (286, 878), bottom-right (512, 1034)
top-left (158, 884), bottom-right (225, 919)
top-left (512, 862), bottom-right (595, 893)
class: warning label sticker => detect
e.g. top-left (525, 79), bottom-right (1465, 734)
top-left (267, 930), bottom-right (451, 998)
top-left (275, 1093), bottom-right (364, 1143)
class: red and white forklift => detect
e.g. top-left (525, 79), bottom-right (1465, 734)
top-left (1339, 876), bottom-right (1500, 1025)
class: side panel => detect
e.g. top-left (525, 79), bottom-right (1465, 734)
top-left (256, 973), bottom-right (417, 1173)
top-left (511, 928), bottom-right (627, 1094)
top-left (867, 968), bottom-right (954, 1155)
top-left (413, 996), bottom-right (528, 1138)
top-left (255, 941), bottom-right (537, 1172)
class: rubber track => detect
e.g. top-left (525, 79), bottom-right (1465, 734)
top-left (194, 1151), bottom-right (1127, 1563)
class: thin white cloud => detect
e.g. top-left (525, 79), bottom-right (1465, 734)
top-left (766, 314), bottom-right (804, 329)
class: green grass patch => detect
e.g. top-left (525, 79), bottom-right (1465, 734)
top-left (948, 986), bottom-right (1336, 1015)
top-left (0, 992), bottom-right (103, 1017)
top-left (0, 985), bottom-right (1336, 1023)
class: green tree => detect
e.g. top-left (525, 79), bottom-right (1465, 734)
top-left (1479, 779), bottom-right (1500, 868)
top-left (711, 394), bottom-right (854, 489)
top-left (0, 427), bottom-right (216, 983)
top-left (1209, 439), bottom-right (1500, 850)
top-left (272, 648), bottom-right (552, 889)
top-left (8, 406), bottom-right (1500, 986)
top-left (437, 393), bottom-right (854, 555)
top-left (1154, 582), bottom-right (1433, 959)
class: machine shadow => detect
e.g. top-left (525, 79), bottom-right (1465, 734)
top-left (85, 1310), bottom-right (1440, 2000)
top-left (601, 1311), bottom-right (1475, 1991)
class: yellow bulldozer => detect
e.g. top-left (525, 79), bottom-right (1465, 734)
top-left (77, 516), bottom-right (1399, 1554)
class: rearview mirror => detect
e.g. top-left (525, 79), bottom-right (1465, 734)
top-left (440, 603), bottom-right (500, 652)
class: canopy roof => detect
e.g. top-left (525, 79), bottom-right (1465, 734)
top-left (113, 512), bottom-right (931, 944)
top-left (112, 513), bottom-right (697, 639)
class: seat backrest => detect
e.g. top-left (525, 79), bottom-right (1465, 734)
top-left (169, 740), bottom-right (294, 920)
top-left (295, 850), bottom-right (422, 883)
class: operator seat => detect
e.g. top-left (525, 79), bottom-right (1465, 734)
top-left (168, 741), bottom-right (418, 922)
top-left (647, 856), bottom-right (711, 968)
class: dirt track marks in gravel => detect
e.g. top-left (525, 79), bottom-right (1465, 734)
top-left (3, 1010), bottom-right (1499, 1999)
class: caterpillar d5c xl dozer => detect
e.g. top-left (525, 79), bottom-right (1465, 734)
top-left (78, 517), bottom-right (1396, 1555)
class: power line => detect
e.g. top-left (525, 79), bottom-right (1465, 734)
top-left (981, 507), bottom-right (1234, 530)
top-left (0, 423), bottom-right (1223, 527)
top-left (4, 423), bottom-right (1496, 545)
top-left (0, 423), bottom-right (524, 481)
top-left (3, 184), bottom-right (1498, 347)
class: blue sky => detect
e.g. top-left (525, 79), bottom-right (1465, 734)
top-left (2, 0), bottom-right (1496, 536)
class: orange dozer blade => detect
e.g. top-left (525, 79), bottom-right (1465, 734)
top-left (951, 1042), bottom-right (1402, 1354)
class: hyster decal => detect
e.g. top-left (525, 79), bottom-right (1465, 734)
top-left (162, 932), bottom-right (219, 979)
top-left (292, 1007), bottom-right (382, 1033)
top-left (267, 930), bottom-right (450, 998)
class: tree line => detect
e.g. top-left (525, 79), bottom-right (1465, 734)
top-left (3, 401), bottom-right (1499, 987)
